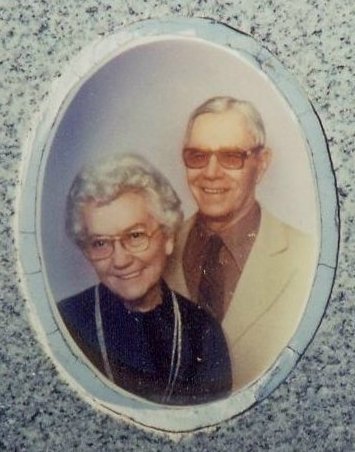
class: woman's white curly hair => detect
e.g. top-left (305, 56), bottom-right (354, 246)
top-left (66, 153), bottom-right (183, 245)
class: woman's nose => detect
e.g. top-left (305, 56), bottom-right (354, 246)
top-left (111, 240), bottom-right (134, 268)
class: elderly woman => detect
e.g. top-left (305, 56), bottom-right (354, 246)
top-left (58, 153), bottom-right (232, 405)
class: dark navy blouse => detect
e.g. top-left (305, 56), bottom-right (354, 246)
top-left (58, 280), bottom-right (232, 405)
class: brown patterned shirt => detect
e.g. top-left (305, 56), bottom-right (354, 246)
top-left (182, 203), bottom-right (261, 321)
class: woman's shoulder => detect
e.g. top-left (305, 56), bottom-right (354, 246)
top-left (57, 285), bottom-right (96, 321)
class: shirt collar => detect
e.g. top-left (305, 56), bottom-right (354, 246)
top-left (195, 202), bottom-right (261, 269)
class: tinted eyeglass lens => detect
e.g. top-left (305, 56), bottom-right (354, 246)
top-left (183, 149), bottom-right (209, 168)
top-left (183, 148), bottom-right (245, 169)
top-left (218, 151), bottom-right (244, 169)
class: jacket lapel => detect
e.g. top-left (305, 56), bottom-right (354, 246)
top-left (222, 210), bottom-right (295, 347)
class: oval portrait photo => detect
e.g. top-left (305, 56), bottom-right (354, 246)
top-left (18, 18), bottom-right (338, 431)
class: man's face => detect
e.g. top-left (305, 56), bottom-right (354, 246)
top-left (184, 110), bottom-right (271, 230)
top-left (81, 192), bottom-right (174, 310)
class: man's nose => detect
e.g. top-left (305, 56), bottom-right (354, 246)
top-left (111, 240), bottom-right (134, 268)
top-left (203, 154), bottom-right (224, 178)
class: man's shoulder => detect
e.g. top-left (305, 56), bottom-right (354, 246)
top-left (176, 215), bottom-right (196, 240)
top-left (171, 214), bottom-right (197, 257)
top-left (164, 216), bottom-right (197, 296)
top-left (260, 209), bottom-right (315, 246)
top-left (256, 208), bottom-right (318, 273)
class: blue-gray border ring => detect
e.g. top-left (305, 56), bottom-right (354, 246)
top-left (16, 17), bottom-right (339, 432)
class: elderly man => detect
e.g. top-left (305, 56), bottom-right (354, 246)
top-left (58, 153), bottom-right (232, 405)
top-left (165, 96), bottom-right (317, 390)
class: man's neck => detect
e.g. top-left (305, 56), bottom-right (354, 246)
top-left (199, 201), bottom-right (260, 234)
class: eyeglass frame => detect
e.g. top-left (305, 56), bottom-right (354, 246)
top-left (81, 225), bottom-right (162, 261)
top-left (182, 145), bottom-right (264, 170)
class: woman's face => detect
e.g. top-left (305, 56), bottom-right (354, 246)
top-left (81, 192), bottom-right (174, 311)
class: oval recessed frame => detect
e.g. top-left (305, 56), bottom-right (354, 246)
top-left (16, 18), bottom-right (338, 432)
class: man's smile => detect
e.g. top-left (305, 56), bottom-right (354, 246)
top-left (201, 187), bottom-right (229, 194)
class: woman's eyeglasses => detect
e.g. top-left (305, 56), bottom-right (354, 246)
top-left (82, 226), bottom-right (161, 261)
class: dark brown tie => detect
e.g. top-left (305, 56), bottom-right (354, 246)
top-left (198, 234), bottom-right (225, 322)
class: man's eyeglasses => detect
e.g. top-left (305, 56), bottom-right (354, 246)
top-left (183, 146), bottom-right (263, 170)
top-left (82, 226), bottom-right (161, 261)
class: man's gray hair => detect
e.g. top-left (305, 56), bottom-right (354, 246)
top-left (185, 96), bottom-right (266, 147)
top-left (66, 153), bottom-right (183, 245)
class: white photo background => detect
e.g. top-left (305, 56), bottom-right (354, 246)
top-left (40, 37), bottom-right (319, 301)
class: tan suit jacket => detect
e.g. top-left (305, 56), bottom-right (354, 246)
top-left (164, 209), bottom-right (317, 390)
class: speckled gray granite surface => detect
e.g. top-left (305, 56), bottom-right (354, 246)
top-left (0, 1), bottom-right (354, 450)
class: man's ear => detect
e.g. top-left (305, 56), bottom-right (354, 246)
top-left (256, 147), bottom-right (272, 184)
